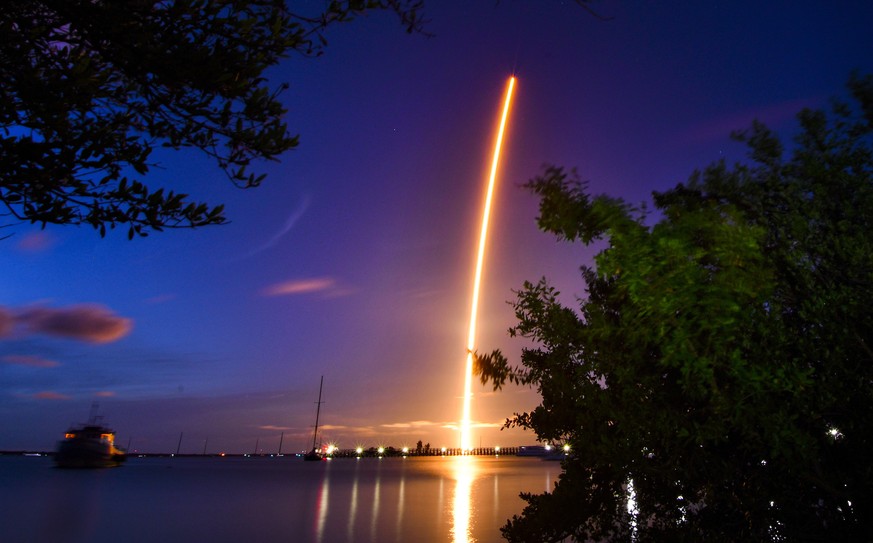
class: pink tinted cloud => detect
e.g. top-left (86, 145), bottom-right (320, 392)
top-left (16, 231), bottom-right (55, 253)
top-left (145, 293), bottom-right (176, 305)
top-left (94, 391), bottom-right (116, 398)
top-left (1, 354), bottom-right (60, 368)
top-left (0, 307), bottom-right (13, 337)
top-left (380, 420), bottom-right (441, 429)
top-left (262, 277), bottom-right (336, 297)
top-left (33, 391), bottom-right (71, 400)
top-left (16, 304), bottom-right (133, 343)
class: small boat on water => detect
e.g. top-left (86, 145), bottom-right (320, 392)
top-left (302, 448), bottom-right (324, 461)
top-left (516, 445), bottom-right (549, 457)
top-left (517, 444), bottom-right (570, 461)
top-left (55, 409), bottom-right (126, 468)
top-left (304, 376), bottom-right (326, 461)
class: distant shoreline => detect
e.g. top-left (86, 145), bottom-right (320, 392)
top-left (1, 445), bottom-right (566, 459)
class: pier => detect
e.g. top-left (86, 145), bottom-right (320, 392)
top-left (329, 446), bottom-right (522, 458)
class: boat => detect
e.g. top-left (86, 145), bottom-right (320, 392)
top-left (303, 376), bottom-right (326, 461)
top-left (542, 450), bottom-right (569, 461)
top-left (516, 444), bottom-right (570, 460)
top-left (516, 445), bottom-right (548, 457)
top-left (55, 409), bottom-right (126, 468)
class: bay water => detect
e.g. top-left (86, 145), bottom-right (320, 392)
top-left (0, 455), bottom-right (561, 542)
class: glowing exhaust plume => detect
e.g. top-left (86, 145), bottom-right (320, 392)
top-left (460, 76), bottom-right (516, 452)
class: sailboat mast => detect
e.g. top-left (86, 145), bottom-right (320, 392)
top-left (311, 376), bottom-right (324, 451)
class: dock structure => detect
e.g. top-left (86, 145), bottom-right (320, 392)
top-left (5, 446), bottom-right (564, 459)
top-left (330, 446), bottom-right (523, 458)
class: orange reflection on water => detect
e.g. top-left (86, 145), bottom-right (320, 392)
top-left (451, 455), bottom-right (477, 542)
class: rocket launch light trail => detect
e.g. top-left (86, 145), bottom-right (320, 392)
top-left (460, 76), bottom-right (516, 452)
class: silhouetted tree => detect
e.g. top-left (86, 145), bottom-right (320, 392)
top-left (477, 74), bottom-right (873, 542)
top-left (0, 0), bottom-right (424, 238)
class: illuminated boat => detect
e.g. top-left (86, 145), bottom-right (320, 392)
top-left (516, 445), bottom-right (549, 457)
top-left (55, 420), bottom-right (126, 468)
top-left (303, 447), bottom-right (324, 461)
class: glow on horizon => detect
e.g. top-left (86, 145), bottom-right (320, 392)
top-left (460, 76), bottom-right (516, 452)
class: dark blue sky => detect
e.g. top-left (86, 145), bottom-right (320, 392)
top-left (2, 1), bottom-right (872, 454)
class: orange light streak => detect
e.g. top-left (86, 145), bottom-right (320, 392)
top-left (460, 76), bottom-right (516, 452)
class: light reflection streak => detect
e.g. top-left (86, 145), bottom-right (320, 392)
top-left (347, 461), bottom-right (360, 540)
top-left (438, 471), bottom-right (446, 528)
top-left (451, 455), bottom-right (477, 543)
top-left (493, 473), bottom-right (500, 525)
top-left (370, 462), bottom-right (382, 541)
top-left (396, 467), bottom-right (406, 538)
top-left (315, 467), bottom-right (330, 543)
top-left (461, 76), bottom-right (516, 451)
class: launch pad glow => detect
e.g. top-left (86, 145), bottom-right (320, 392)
top-left (460, 76), bottom-right (516, 452)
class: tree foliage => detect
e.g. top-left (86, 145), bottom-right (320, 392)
top-left (0, 0), bottom-right (424, 238)
top-left (476, 74), bottom-right (873, 541)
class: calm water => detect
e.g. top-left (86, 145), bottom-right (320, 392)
top-left (0, 455), bottom-right (561, 543)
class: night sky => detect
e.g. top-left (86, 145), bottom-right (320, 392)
top-left (2, 1), bottom-right (872, 454)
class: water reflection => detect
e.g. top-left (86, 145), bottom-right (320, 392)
top-left (1, 455), bottom-right (562, 543)
top-left (347, 460), bottom-right (359, 541)
top-left (396, 463), bottom-right (406, 539)
top-left (370, 460), bottom-right (381, 541)
top-left (451, 456), bottom-right (476, 542)
top-left (315, 461), bottom-right (330, 542)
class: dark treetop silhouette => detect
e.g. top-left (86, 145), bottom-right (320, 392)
top-left (0, 0), bottom-right (425, 238)
top-left (477, 74), bottom-right (873, 542)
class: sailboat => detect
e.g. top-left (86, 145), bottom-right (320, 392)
top-left (303, 376), bottom-right (326, 461)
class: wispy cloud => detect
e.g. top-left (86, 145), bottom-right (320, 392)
top-left (16, 231), bottom-right (55, 253)
top-left (380, 420), bottom-right (441, 429)
top-left (440, 420), bottom-right (502, 431)
top-left (94, 391), bottom-right (116, 398)
top-left (0, 304), bottom-right (132, 344)
top-left (245, 195), bottom-right (311, 258)
top-left (319, 424), bottom-right (352, 431)
top-left (144, 294), bottom-right (176, 305)
top-left (0, 307), bottom-right (13, 337)
top-left (318, 424), bottom-right (380, 438)
top-left (261, 277), bottom-right (338, 297)
top-left (471, 421), bottom-right (503, 429)
top-left (258, 424), bottom-right (293, 431)
top-left (33, 391), bottom-right (71, 400)
top-left (1, 354), bottom-right (60, 368)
